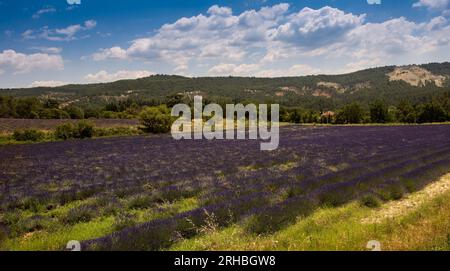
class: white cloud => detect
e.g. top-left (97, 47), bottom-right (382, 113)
top-left (91, 3), bottom-right (291, 67)
top-left (91, 46), bottom-right (127, 61)
top-left (32, 47), bottom-right (63, 54)
top-left (67, 0), bottom-right (81, 5)
top-left (84, 20), bottom-right (97, 29)
top-left (255, 64), bottom-right (321, 77)
top-left (84, 70), bottom-right (154, 83)
top-left (208, 63), bottom-right (260, 76)
top-left (0, 50), bottom-right (63, 74)
top-left (32, 7), bottom-right (56, 19)
top-left (29, 80), bottom-right (68, 88)
top-left (271, 6), bottom-right (365, 47)
top-left (23, 20), bottom-right (97, 41)
top-left (88, 4), bottom-right (450, 76)
top-left (413, 0), bottom-right (450, 9)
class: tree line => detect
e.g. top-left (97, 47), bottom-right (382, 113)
top-left (1, 93), bottom-right (449, 125)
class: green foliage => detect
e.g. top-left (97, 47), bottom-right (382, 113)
top-left (417, 102), bottom-right (448, 123)
top-left (62, 205), bottom-right (95, 225)
top-left (139, 105), bottom-right (173, 133)
top-left (12, 129), bottom-right (45, 142)
top-left (127, 194), bottom-right (154, 210)
top-left (55, 123), bottom-right (76, 140)
top-left (370, 100), bottom-right (389, 123)
top-left (54, 121), bottom-right (94, 140)
top-left (379, 185), bottom-right (405, 201)
top-left (335, 103), bottom-right (366, 124)
top-left (113, 212), bottom-right (137, 231)
top-left (360, 195), bottom-right (382, 208)
top-left (396, 101), bottom-right (417, 123)
top-left (1, 63), bottom-right (450, 125)
top-left (92, 127), bottom-right (141, 138)
top-left (65, 106), bottom-right (85, 119)
top-left (279, 107), bottom-right (320, 123)
top-left (76, 120), bottom-right (94, 138)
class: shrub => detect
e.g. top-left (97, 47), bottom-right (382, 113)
top-left (139, 105), bottom-right (173, 133)
top-left (12, 129), bottom-right (45, 142)
top-left (360, 195), bottom-right (382, 208)
top-left (319, 189), bottom-right (354, 207)
top-left (55, 121), bottom-right (94, 140)
top-left (55, 122), bottom-right (76, 140)
top-left (19, 215), bottom-right (50, 233)
top-left (75, 120), bottom-right (94, 139)
top-left (62, 205), bottom-right (95, 225)
top-left (17, 197), bottom-right (44, 212)
top-left (65, 106), bottom-right (85, 119)
top-left (127, 194), bottom-right (154, 209)
top-left (379, 185), bottom-right (405, 201)
top-left (113, 212), bottom-right (137, 231)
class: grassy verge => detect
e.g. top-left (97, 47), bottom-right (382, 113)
top-left (170, 174), bottom-right (450, 251)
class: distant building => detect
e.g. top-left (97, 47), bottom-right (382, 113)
top-left (321, 111), bottom-right (335, 124)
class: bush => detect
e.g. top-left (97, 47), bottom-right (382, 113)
top-left (360, 195), bottom-right (381, 208)
top-left (12, 129), bottom-right (45, 142)
top-left (62, 205), bottom-right (95, 225)
top-left (127, 194), bottom-right (154, 209)
top-left (19, 215), bottom-right (50, 233)
top-left (55, 123), bottom-right (76, 140)
top-left (113, 212), bottom-right (137, 231)
top-left (139, 105), bottom-right (173, 133)
top-left (65, 106), bottom-right (85, 119)
top-left (55, 121), bottom-right (94, 140)
top-left (379, 185), bottom-right (405, 201)
top-left (76, 120), bottom-right (94, 139)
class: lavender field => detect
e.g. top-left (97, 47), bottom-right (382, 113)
top-left (0, 125), bottom-right (449, 250)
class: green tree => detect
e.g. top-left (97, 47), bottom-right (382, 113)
top-left (139, 105), bottom-right (173, 133)
top-left (336, 103), bottom-right (365, 124)
top-left (65, 106), bottom-right (85, 119)
top-left (417, 103), bottom-right (448, 123)
top-left (15, 98), bottom-right (41, 118)
top-left (369, 100), bottom-right (389, 123)
top-left (396, 101), bottom-right (417, 123)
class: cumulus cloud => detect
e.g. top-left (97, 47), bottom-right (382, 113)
top-left (413, 0), bottom-right (450, 9)
top-left (23, 20), bottom-right (97, 41)
top-left (84, 70), bottom-right (154, 83)
top-left (270, 7), bottom-right (365, 47)
top-left (89, 4), bottom-right (450, 76)
top-left (29, 80), bottom-right (68, 87)
top-left (208, 63), bottom-right (260, 76)
top-left (255, 64), bottom-right (321, 77)
top-left (0, 50), bottom-right (64, 74)
top-left (91, 46), bottom-right (127, 61)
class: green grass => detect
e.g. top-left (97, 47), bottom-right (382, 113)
top-left (0, 197), bottom-right (199, 251)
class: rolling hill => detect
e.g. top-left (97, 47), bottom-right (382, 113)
top-left (1, 62), bottom-right (450, 111)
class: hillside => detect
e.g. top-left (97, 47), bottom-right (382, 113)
top-left (1, 63), bottom-right (450, 111)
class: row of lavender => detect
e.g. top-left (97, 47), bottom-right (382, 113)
top-left (1, 125), bottom-right (449, 250)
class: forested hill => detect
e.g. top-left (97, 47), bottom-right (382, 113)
top-left (1, 62), bottom-right (450, 111)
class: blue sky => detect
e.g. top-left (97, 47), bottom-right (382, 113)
top-left (1, 0), bottom-right (450, 88)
